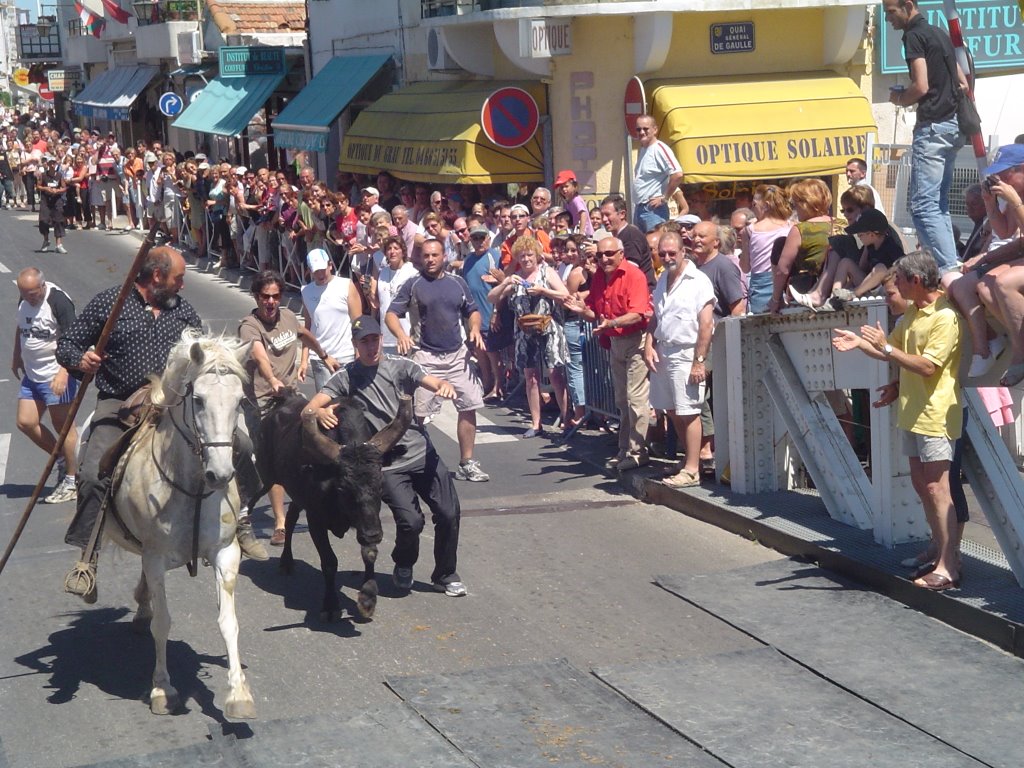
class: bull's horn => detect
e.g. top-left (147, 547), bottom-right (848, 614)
top-left (301, 407), bottom-right (342, 465)
top-left (366, 395), bottom-right (413, 454)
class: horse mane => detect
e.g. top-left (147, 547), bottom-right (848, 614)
top-left (151, 329), bottom-right (248, 406)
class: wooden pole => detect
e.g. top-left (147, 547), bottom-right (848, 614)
top-left (0, 223), bottom-right (162, 580)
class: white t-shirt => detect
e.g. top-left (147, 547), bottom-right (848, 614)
top-left (652, 260), bottom-right (716, 347)
top-left (17, 282), bottom-right (75, 381)
top-left (300, 275), bottom-right (355, 363)
top-left (634, 139), bottom-right (682, 204)
top-left (376, 261), bottom-right (418, 348)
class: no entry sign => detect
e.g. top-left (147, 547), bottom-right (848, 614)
top-left (480, 87), bottom-right (540, 149)
top-left (38, 83), bottom-right (54, 102)
top-left (624, 76), bottom-right (646, 136)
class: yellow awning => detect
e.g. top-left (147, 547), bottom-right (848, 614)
top-left (340, 80), bottom-right (546, 184)
top-left (648, 72), bottom-right (877, 183)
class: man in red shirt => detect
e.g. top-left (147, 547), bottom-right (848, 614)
top-left (565, 236), bottom-right (652, 470)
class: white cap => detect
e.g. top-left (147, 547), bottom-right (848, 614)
top-left (676, 213), bottom-right (701, 226)
top-left (144, 151), bottom-right (158, 163)
top-left (306, 248), bottom-right (331, 272)
top-left (194, 153), bottom-right (207, 161)
top-left (234, 166), bottom-right (246, 176)
top-left (362, 186), bottom-right (379, 197)
top-left (197, 161), bottom-right (210, 170)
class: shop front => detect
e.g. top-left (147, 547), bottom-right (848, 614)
top-left (70, 64), bottom-right (161, 146)
top-left (273, 53), bottom-right (392, 178)
top-left (647, 70), bottom-right (875, 214)
top-left (172, 45), bottom-right (294, 166)
top-left (340, 79), bottom-right (548, 186)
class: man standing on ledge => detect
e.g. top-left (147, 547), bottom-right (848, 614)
top-left (832, 251), bottom-right (964, 592)
top-left (882, 0), bottom-right (967, 280)
top-left (632, 114), bottom-right (685, 233)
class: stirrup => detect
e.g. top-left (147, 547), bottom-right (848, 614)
top-left (64, 561), bottom-right (98, 604)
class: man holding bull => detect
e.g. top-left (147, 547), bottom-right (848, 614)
top-left (305, 315), bottom-right (469, 597)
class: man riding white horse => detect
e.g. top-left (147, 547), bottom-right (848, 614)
top-left (56, 246), bottom-right (266, 602)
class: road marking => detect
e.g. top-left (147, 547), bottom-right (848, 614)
top-left (428, 402), bottom-right (518, 444)
top-left (0, 433), bottom-right (9, 486)
top-left (0, 260), bottom-right (9, 273)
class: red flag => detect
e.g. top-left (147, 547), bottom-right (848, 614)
top-left (100, 0), bottom-right (132, 24)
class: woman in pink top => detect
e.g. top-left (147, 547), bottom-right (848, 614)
top-left (740, 184), bottom-right (792, 314)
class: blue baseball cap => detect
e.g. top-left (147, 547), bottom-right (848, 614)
top-left (985, 144), bottom-right (1024, 176)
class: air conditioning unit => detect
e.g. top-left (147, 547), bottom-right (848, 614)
top-left (177, 31), bottom-right (201, 65)
top-left (427, 28), bottom-right (461, 71)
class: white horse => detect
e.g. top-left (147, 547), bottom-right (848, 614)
top-left (106, 331), bottom-right (255, 718)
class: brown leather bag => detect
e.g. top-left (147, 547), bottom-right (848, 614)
top-left (516, 313), bottom-right (551, 334)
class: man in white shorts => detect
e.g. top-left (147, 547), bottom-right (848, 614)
top-left (643, 230), bottom-right (715, 488)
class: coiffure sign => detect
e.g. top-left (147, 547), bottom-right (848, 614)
top-left (878, 1), bottom-right (1024, 74)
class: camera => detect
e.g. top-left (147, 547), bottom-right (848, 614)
top-left (983, 175), bottom-right (999, 193)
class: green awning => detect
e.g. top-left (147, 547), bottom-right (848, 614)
top-left (172, 71), bottom-right (286, 137)
top-left (273, 54), bottom-right (390, 152)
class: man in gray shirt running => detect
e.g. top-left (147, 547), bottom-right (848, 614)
top-left (304, 315), bottom-right (469, 597)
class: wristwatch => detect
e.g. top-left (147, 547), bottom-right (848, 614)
top-left (882, 343), bottom-right (893, 357)
top-left (695, 354), bottom-right (706, 364)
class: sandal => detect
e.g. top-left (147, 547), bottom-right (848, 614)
top-left (914, 571), bottom-right (959, 591)
top-left (1000, 362), bottom-right (1024, 388)
top-left (270, 528), bottom-right (286, 547)
top-left (664, 469), bottom-right (700, 488)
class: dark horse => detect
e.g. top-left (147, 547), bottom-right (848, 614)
top-left (256, 393), bottom-right (411, 621)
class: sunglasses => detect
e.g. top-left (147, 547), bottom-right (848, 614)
top-left (597, 249), bottom-right (622, 258)
top-left (510, 214), bottom-right (528, 220)
top-left (842, 207), bottom-right (859, 214)
top-left (659, 250), bottom-right (680, 257)
top-left (258, 292), bottom-right (281, 301)
top-left (455, 227), bottom-right (468, 234)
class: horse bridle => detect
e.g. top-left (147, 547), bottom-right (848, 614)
top-left (161, 373), bottom-right (238, 493)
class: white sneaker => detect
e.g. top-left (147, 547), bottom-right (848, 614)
top-left (455, 459), bottom-right (489, 482)
top-left (55, 244), bottom-right (67, 254)
top-left (968, 353), bottom-right (996, 378)
top-left (44, 477), bottom-right (77, 504)
top-left (432, 580), bottom-right (467, 597)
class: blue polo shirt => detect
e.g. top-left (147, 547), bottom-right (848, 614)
top-left (460, 248), bottom-right (498, 328)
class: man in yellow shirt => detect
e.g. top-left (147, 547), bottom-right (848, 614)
top-left (833, 251), bottom-right (964, 591)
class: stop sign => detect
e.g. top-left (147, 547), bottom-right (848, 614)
top-left (623, 76), bottom-right (646, 136)
top-left (38, 83), bottom-right (54, 102)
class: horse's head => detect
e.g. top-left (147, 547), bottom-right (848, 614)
top-left (156, 331), bottom-right (251, 490)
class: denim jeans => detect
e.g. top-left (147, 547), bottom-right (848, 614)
top-left (634, 201), bottom-right (669, 233)
top-left (747, 271), bottom-right (773, 314)
top-left (0, 178), bottom-right (13, 207)
top-left (909, 117), bottom-right (963, 274)
top-left (563, 319), bottom-right (586, 408)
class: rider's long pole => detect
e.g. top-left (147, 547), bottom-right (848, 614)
top-left (942, 0), bottom-right (987, 176)
top-left (0, 223), bottom-right (162, 580)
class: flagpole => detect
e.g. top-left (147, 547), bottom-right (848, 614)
top-left (942, 0), bottom-right (987, 177)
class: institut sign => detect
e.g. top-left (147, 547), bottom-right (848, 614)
top-left (878, 1), bottom-right (1023, 74)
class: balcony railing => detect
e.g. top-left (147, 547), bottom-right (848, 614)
top-left (134, 0), bottom-right (199, 26)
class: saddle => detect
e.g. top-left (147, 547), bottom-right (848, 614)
top-left (98, 385), bottom-right (159, 480)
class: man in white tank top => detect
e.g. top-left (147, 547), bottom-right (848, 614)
top-left (301, 248), bottom-right (366, 390)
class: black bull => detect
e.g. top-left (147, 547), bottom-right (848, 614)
top-left (255, 393), bottom-right (412, 621)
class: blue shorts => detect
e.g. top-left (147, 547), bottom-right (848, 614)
top-left (19, 375), bottom-right (78, 406)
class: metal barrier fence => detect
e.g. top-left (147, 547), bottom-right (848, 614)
top-left (579, 322), bottom-right (618, 421)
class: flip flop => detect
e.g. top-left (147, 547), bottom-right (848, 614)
top-left (910, 562), bottom-right (937, 580)
top-left (914, 572), bottom-right (959, 591)
top-left (1000, 362), bottom-right (1024, 388)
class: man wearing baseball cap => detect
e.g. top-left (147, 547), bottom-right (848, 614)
top-left (304, 314), bottom-right (470, 597)
top-left (300, 247), bottom-right (365, 390)
top-left (362, 186), bottom-right (385, 214)
top-left (554, 169), bottom-right (593, 237)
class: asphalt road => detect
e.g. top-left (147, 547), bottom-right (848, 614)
top-left (0, 209), bottom-right (781, 767)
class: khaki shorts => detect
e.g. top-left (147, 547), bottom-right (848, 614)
top-left (413, 346), bottom-right (484, 418)
top-left (901, 429), bottom-right (954, 463)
